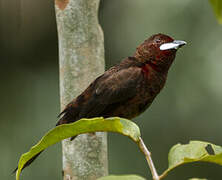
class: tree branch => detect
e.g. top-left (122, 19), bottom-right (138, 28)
top-left (138, 137), bottom-right (160, 180)
top-left (55, 0), bottom-right (108, 179)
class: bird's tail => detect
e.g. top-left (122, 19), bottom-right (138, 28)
top-left (13, 109), bottom-right (77, 174)
top-left (13, 151), bottom-right (43, 174)
top-left (57, 110), bottom-right (78, 141)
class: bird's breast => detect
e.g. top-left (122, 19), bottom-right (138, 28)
top-left (134, 68), bottom-right (167, 115)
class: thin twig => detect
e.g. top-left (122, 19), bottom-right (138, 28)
top-left (159, 171), bottom-right (169, 180)
top-left (138, 137), bottom-right (160, 180)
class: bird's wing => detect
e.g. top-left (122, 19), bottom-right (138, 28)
top-left (78, 66), bottom-right (143, 118)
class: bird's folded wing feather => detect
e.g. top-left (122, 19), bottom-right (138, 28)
top-left (78, 66), bottom-right (143, 118)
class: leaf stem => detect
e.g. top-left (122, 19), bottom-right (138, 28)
top-left (138, 137), bottom-right (160, 180)
top-left (159, 170), bottom-right (169, 179)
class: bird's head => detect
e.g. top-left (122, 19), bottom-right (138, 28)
top-left (134, 33), bottom-right (186, 71)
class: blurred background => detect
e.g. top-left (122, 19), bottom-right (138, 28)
top-left (1, 0), bottom-right (222, 179)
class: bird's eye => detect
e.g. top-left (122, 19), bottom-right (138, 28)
top-left (155, 39), bottom-right (161, 43)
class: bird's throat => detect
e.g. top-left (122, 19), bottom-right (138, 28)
top-left (142, 62), bottom-right (162, 76)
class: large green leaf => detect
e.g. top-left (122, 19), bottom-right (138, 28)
top-left (209, 0), bottom-right (222, 24)
top-left (160, 141), bottom-right (222, 178)
top-left (97, 175), bottom-right (146, 180)
top-left (16, 117), bottom-right (141, 180)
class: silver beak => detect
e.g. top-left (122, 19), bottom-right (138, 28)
top-left (160, 40), bottom-right (187, 51)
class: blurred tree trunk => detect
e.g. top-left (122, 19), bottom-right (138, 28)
top-left (55, 0), bottom-right (108, 179)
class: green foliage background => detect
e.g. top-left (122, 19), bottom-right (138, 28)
top-left (0, 0), bottom-right (222, 180)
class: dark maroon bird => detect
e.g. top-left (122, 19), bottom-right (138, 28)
top-left (15, 33), bottom-right (186, 172)
top-left (57, 33), bottom-right (186, 125)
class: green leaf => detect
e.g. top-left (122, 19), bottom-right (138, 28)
top-left (97, 175), bottom-right (146, 180)
top-left (160, 141), bottom-right (222, 178)
top-left (209, 0), bottom-right (222, 24)
top-left (16, 117), bottom-right (141, 180)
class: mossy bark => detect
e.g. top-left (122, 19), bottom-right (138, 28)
top-left (55, 0), bottom-right (108, 179)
